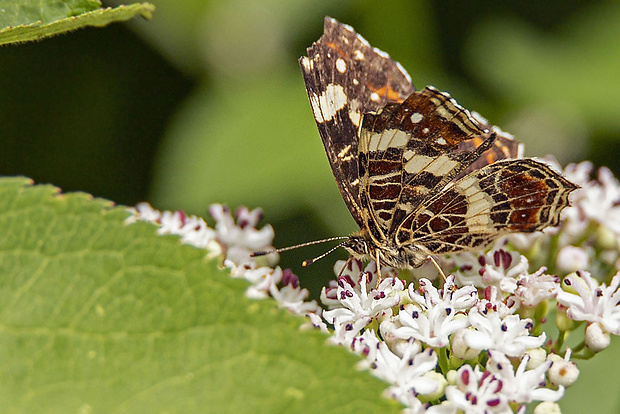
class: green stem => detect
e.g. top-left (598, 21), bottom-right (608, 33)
top-left (437, 347), bottom-right (449, 374)
top-left (555, 330), bottom-right (566, 353)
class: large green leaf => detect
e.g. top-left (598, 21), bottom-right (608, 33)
top-left (0, 177), bottom-right (400, 413)
top-left (0, 1), bottom-right (155, 45)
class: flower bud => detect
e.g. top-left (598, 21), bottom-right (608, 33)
top-left (585, 322), bottom-right (610, 353)
top-left (534, 401), bottom-right (562, 414)
top-left (451, 328), bottom-right (480, 361)
top-left (547, 353), bottom-right (579, 387)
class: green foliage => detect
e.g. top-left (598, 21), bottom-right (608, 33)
top-left (0, 178), bottom-right (400, 413)
top-left (0, 1), bottom-right (154, 45)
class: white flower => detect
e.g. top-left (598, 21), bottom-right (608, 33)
top-left (556, 245), bottom-right (590, 273)
top-left (466, 310), bottom-right (546, 357)
top-left (239, 264), bottom-right (282, 299)
top-left (439, 364), bottom-right (513, 414)
top-left (487, 351), bottom-right (564, 404)
top-left (453, 249), bottom-right (529, 293)
top-left (377, 343), bottom-right (439, 405)
top-left (269, 269), bottom-right (320, 315)
top-left (303, 311), bottom-right (328, 333)
top-left (322, 264), bottom-right (404, 345)
top-left (475, 286), bottom-right (517, 318)
top-left (320, 259), bottom-right (364, 309)
top-left (512, 268), bottom-right (560, 309)
top-left (392, 276), bottom-right (476, 347)
top-left (409, 276), bottom-right (478, 312)
top-left (352, 330), bottom-right (440, 409)
top-left (209, 204), bottom-right (277, 267)
top-left (556, 271), bottom-right (620, 335)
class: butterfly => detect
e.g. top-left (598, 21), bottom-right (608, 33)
top-left (292, 17), bottom-right (577, 271)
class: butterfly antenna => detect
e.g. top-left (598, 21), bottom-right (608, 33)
top-left (302, 240), bottom-right (349, 266)
top-left (250, 236), bottom-right (349, 258)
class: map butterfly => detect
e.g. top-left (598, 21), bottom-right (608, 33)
top-left (281, 17), bottom-right (578, 271)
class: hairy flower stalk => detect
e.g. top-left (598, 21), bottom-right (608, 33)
top-left (128, 161), bottom-right (620, 413)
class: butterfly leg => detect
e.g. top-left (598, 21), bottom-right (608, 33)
top-left (375, 252), bottom-right (383, 288)
top-left (427, 255), bottom-right (446, 281)
top-left (337, 256), bottom-right (355, 278)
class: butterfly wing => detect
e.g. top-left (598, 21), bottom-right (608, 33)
top-left (397, 158), bottom-right (578, 254)
top-left (299, 17), bottom-right (414, 227)
top-left (358, 86), bottom-right (498, 240)
top-left (457, 116), bottom-right (523, 177)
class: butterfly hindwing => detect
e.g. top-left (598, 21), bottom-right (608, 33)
top-left (399, 158), bottom-right (578, 255)
top-left (358, 87), bottom-right (496, 238)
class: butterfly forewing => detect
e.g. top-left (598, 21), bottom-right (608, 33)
top-left (299, 17), bottom-right (414, 227)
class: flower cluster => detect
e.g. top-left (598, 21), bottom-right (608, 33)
top-left (127, 161), bottom-right (620, 413)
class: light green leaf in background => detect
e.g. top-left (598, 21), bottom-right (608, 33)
top-left (463, 1), bottom-right (620, 161)
top-left (150, 74), bottom-right (357, 235)
top-left (0, 1), bottom-right (155, 45)
top-left (0, 177), bottom-right (400, 413)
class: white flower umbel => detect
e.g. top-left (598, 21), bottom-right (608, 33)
top-left (466, 310), bottom-right (546, 357)
top-left (127, 154), bottom-right (620, 414)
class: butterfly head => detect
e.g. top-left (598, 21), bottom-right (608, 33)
top-left (341, 233), bottom-right (371, 259)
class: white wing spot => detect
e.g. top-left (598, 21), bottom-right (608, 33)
top-left (336, 58), bottom-right (347, 74)
top-left (353, 78), bottom-right (359, 85)
top-left (338, 145), bottom-right (351, 158)
top-left (425, 155), bottom-right (459, 176)
top-left (354, 50), bottom-right (364, 60)
top-left (370, 92), bottom-right (380, 102)
top-left (410, 112), bottom-right (423, 123)
top-left (301, 56), bottom-right (314, 71)
top-left (309, 84), bottom-right (348, 123)
top-left (422, 127), bottom-right (430, 134)
top-left (436, 137), bottom-right (447, 145)
top-left (348, 99), bottom-right (362, 127)
top-left (404, 155), bottom-right (434, 174)
top-left (367, 129), bottom-right (408, 152)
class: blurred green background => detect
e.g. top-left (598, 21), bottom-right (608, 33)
top-left (1, 1), bottom-right (619, 412)
top-left (3, 0), bottom-right (620, 289)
